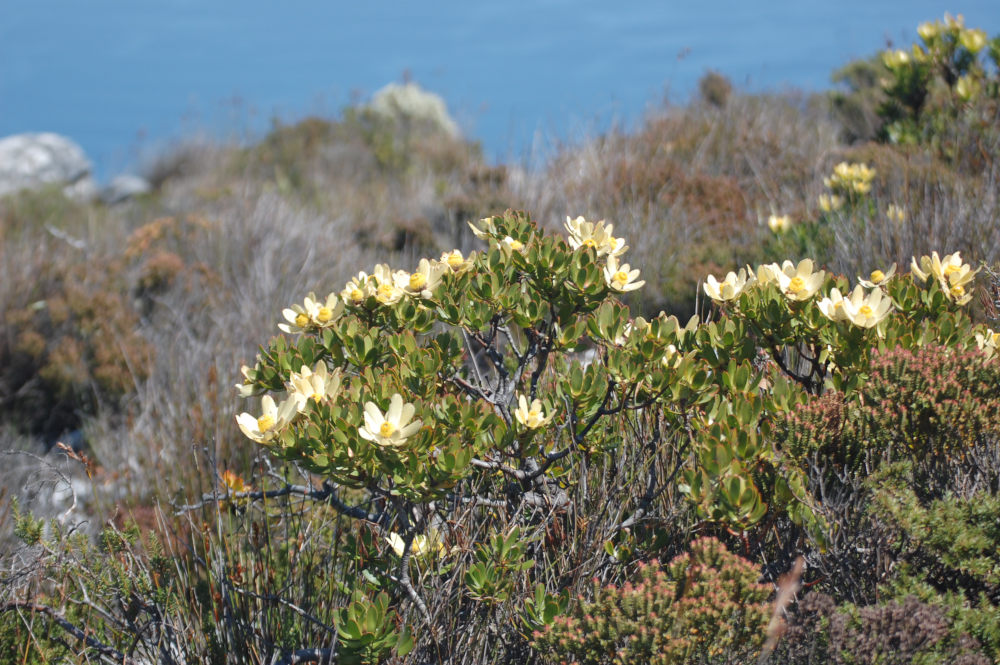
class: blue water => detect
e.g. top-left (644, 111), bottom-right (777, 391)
top-left (2, 2), bottom-right (999, 180)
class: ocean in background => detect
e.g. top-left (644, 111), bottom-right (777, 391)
top-left (2, 1), bottom-right (999, 180)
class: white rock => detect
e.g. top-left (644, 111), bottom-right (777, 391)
top-left (102, 174), bottom-right (151, 204)
top-left (370, 82), bottom-right (461, 138)
top-left (0, 132), bottom-right (95, 199)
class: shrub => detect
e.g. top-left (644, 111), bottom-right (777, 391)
top-left (530, 537), bottom-right (770, 665)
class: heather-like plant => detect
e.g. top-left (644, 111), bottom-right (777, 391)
top-left (530, 537), bottom-right (770, 665)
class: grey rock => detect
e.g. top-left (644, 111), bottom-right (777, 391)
top-left (0, 132), bottom-right (95, 199)
top-left (369, 82), bottom-right (461, 138)
top-left (102, 174), bottom-right (151, 204)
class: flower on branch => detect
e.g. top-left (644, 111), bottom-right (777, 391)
top-left (359, 394), bottom-right (422, 447)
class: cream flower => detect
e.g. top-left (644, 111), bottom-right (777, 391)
top-left (399, 258), bottom-right (448, 299)
top-left (817, 287), bottom-right (849, 323)
top-left (288, 363), bottom-right (342, 411)
top-left (818, 194), bottom-right (844, 212)
top-left (857, 263), bottom-right (896, 289)
top-left (359, 394), bottom-right (422, 447)
top-left (372, 264), bottom-right (405, 305)
top-left (564, 216), bottom-right (628, 257)
top-left (775, 259), bottom-right (826, 301)
top-left (236, 395), bottom-right (298, 443)
top-left (235, 364), bottom-right (257, 398)
top-left (469, 217), bottom-right (496, 239)
top-left (661, 344), bottom-right (681, 369)
top-left (704, 268), bottom-right (755, 302)
top-left (440, 249), bottom-right (474, 273)
top-left (767, 214), bottom-right (792, 233)
top-left (917, 21), bottom-right (939, 42)
top-left (604, 255), bottom-right (645, 292)
top-left (341, 271), bottom-right (376, 305)
top-left (385, 529), bottom-right (447, 559)
top-left (278, 292), bottom-right (343, 333)
top-left (910, 251), bottom-right (979, 304)
top-left (841, 285), bottom-right (894, 329)
top-left (500, 235), bottom-right (525, 255)
top-left (886, 205), bottom-right (906, 223)
top-left (960, 28), bottom-right (987, 53)
top-left (754, 263), bottom-right (781, 286)
top-left (514, 394), bottom-right (554, 429)
top-left (975, 329), bottom-right (1000, 359)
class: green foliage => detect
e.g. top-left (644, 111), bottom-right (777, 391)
top-left (530, 537), bottom-right (770, 665)
top-left (336, 591), bottom-right (413, 665)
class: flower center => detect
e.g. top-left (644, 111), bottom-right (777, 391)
top-left (859, 304), bottom-right (873, 317)
top-left (787, 276), bottom-right (806, 294)
top-left (379, 422), bottom-right (397, 438)
top-left (992, 332), bottom-right (1000, 345)
top-left (317, 306), bottom-right (333, 323)
top-left (870, 270), bottom-right (885, 283)
top-left (582, 238), bottom-right (597, 248)
top-left (350, 288), bottom-right (364, 302)
top-left (447, 252), bottom-right (464, 268)
top-left (613, 270), bottom-right (629, 284)
top-left (945, 264), bottom-right (962, 275)
top-left (951, 284), bottom-right (966, 297)
top-left (294, 313), bottom-right (309, 328)
top-left (409, 272), bottom-right (427, 290)
top-left (377, 284), bottom-right (396, 302)
top-left (311, 392), bottom-right (324, 402)
top-left (257, 414), bottom-right (276, 432)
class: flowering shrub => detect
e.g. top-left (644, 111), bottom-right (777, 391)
top-left (529, 537), bottom-right (771, 665)
top-left (224, 204), bottom-right (992, 660)
top-left (879, 14), bottom-right (1000, 149)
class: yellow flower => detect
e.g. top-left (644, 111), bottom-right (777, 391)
top-left (754, 262), bottom-right (781, 286)
top-left (775, 259), bottom-right (825, 301)
top-left (234, 364), bottom-right (257, 398)
top-left (886, 205), bottom-right (906, 223)
top-left (767, 214), bottom-right (792, 233)
top-left (385, 529), bottom-right (448, 560)
top-left (440, 249), bottom-right (474, 273)
top-left (917, 21), bottom-right (939, 42)
top-left (372, 264), bottom-right (405, 305)
top-left (604, 255), bottom-right (645, 292)
top-left (818, 194), bottom-right (844, 212)
top-left (359, 394), bottom-right (422, 447)
top-left (279, 292), bottom-right (343, 333)
top-left (817, 287), bottom-right (849, 323)
top-left (661, 344), bottom-right (681, 369)
top-left (841, 285), bottom-right (894, 328)
top-left (399, 258), bottom-right (448, 299)
top-left (823, 162), bottom-right (875, 196)
top-left (500, 235), bottom-right (524, 254)
top-left (514, 394), bottom-right (554, 429)
top-left (857, 263), bottom-right (896, 288)
top-left (703, 268), bottom-right (755, 302)
top-left (882, 49), bottom-right (911, 69)
top-left (564, 216), bottom-right (629, 257)
top-left (955, 75), bottom-right (980, 102)
top-left (236, 395), bottom-right (298, 443)
top-left (960, 28), bottom-right (987, 53)
top-left (288, 362), bottom-right (342, 411)
top-left (910, 251), bottom-right (979, 304)
top-left (468, 216), bottom-right (496, 239)
top-left (341, 271), bottom-right (376, 305)
top-left (975, 329), bottom-right (1000, 359)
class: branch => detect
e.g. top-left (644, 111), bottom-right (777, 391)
top-left (171, 482), bottom-right (385, 525)
top-left (273, 648), bottom-right (335, 665)
top-left (1, 602), bottom-right (136, 664)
